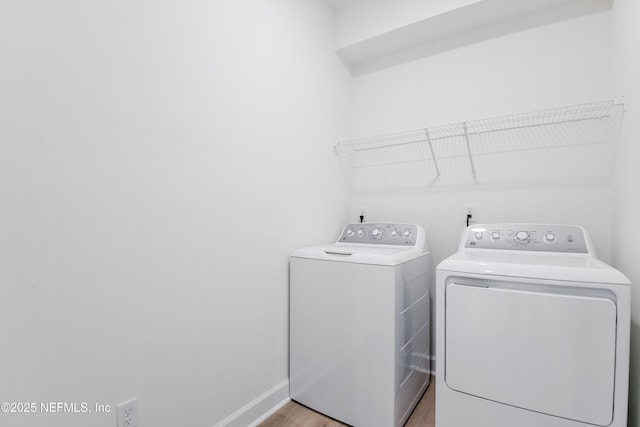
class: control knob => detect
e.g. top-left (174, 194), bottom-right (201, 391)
top-left (402, 230), bottom-right (412, 238)
top-left (346, 229), bottom-right (354, 237)
top-left (356, 229), bottom-right (365, 238)
top-left (544, 233), bottom-right (556, 244)
top-left (390, 230), bottom-right (399, 238)
top-left (372, 228), bottom-right (382, 239)
top-left (514, 231), bottom-right (531, 244)
top-left (474, 231), bottom-right (484, 240)
top-left (491, 231), bottom-right (501, 241)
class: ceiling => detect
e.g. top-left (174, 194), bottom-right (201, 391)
top-left (323, 0), bottom-right (359, 10)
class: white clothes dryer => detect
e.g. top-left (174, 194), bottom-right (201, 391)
top-left (436, 224), bottom-right (630, 427)
top-left (290, 222), bottom-right (430, 427)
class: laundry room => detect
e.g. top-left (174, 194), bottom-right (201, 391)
top-left (0, 1), bottom-right (638, 427)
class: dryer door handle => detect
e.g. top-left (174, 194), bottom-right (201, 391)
top-left (450, 281), bottom-right (488, 288)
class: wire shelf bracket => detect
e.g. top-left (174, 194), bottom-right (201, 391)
top-left (462, 122), bottom-right (477, 184)
top-left (424, 128), bottom-right (441, 182)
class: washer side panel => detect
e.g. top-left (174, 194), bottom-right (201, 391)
top-left (289, 258), bottom-right (396, 427)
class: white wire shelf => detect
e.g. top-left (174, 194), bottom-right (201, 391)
top-left (334, 100), bottom-right (625, 193)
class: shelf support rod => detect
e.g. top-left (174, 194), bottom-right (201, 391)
top-left (424, 128), bottom-right (441, 181)
top-left (463, 122), bottom-right (478, 183)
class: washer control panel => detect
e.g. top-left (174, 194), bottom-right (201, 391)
top-left (339, 223), bottom-right (418, 246)
top-left (464, 224), bottom-right (588, 253)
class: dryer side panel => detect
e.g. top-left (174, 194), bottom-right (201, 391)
top-left (445, 283), bottom-right (617, 426)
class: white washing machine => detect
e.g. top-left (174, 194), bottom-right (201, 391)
top-left (436, 223), bottom-right (630, 427)
top-left (290, 222), bottom-right (430, 427)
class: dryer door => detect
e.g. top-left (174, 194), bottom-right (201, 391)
top-left (445, 281), bottom-right (617, 426)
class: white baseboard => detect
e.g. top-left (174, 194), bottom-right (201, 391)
top-left (213, 379), bottom-right (290, 427)
top-left (247, 395), bottom-right (290, 427)
top-left (213, 355), bottom-right (436, 427)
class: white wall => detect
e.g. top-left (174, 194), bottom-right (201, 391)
top-left (611, 0), bottom-right (640, 425)
top-left (0, 1), bottom-right (350, 426)
top-left (349, 11), bottom-right (613, 135)
top-left (347, 10), bottom-right (614, 356)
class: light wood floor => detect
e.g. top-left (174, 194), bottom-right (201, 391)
top-left (259, 376), bottom-right (435, 427)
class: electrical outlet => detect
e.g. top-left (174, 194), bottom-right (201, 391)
top-left (358, 207), bottom-right (367, 223)
top-left (464, 204), bottom-right (476, 226)
top-left (117, 397), bottom-right (138, 427)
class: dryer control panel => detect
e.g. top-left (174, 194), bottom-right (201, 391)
top-left (339, 223), bottom-right (418, 246)
top-left (463, 224), bottom-right (588, 253)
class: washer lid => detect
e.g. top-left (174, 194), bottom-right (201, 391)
top-left (291, 222), bottom-right (428, 266)
top-left (291, 243), bottom-right (425, 266)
